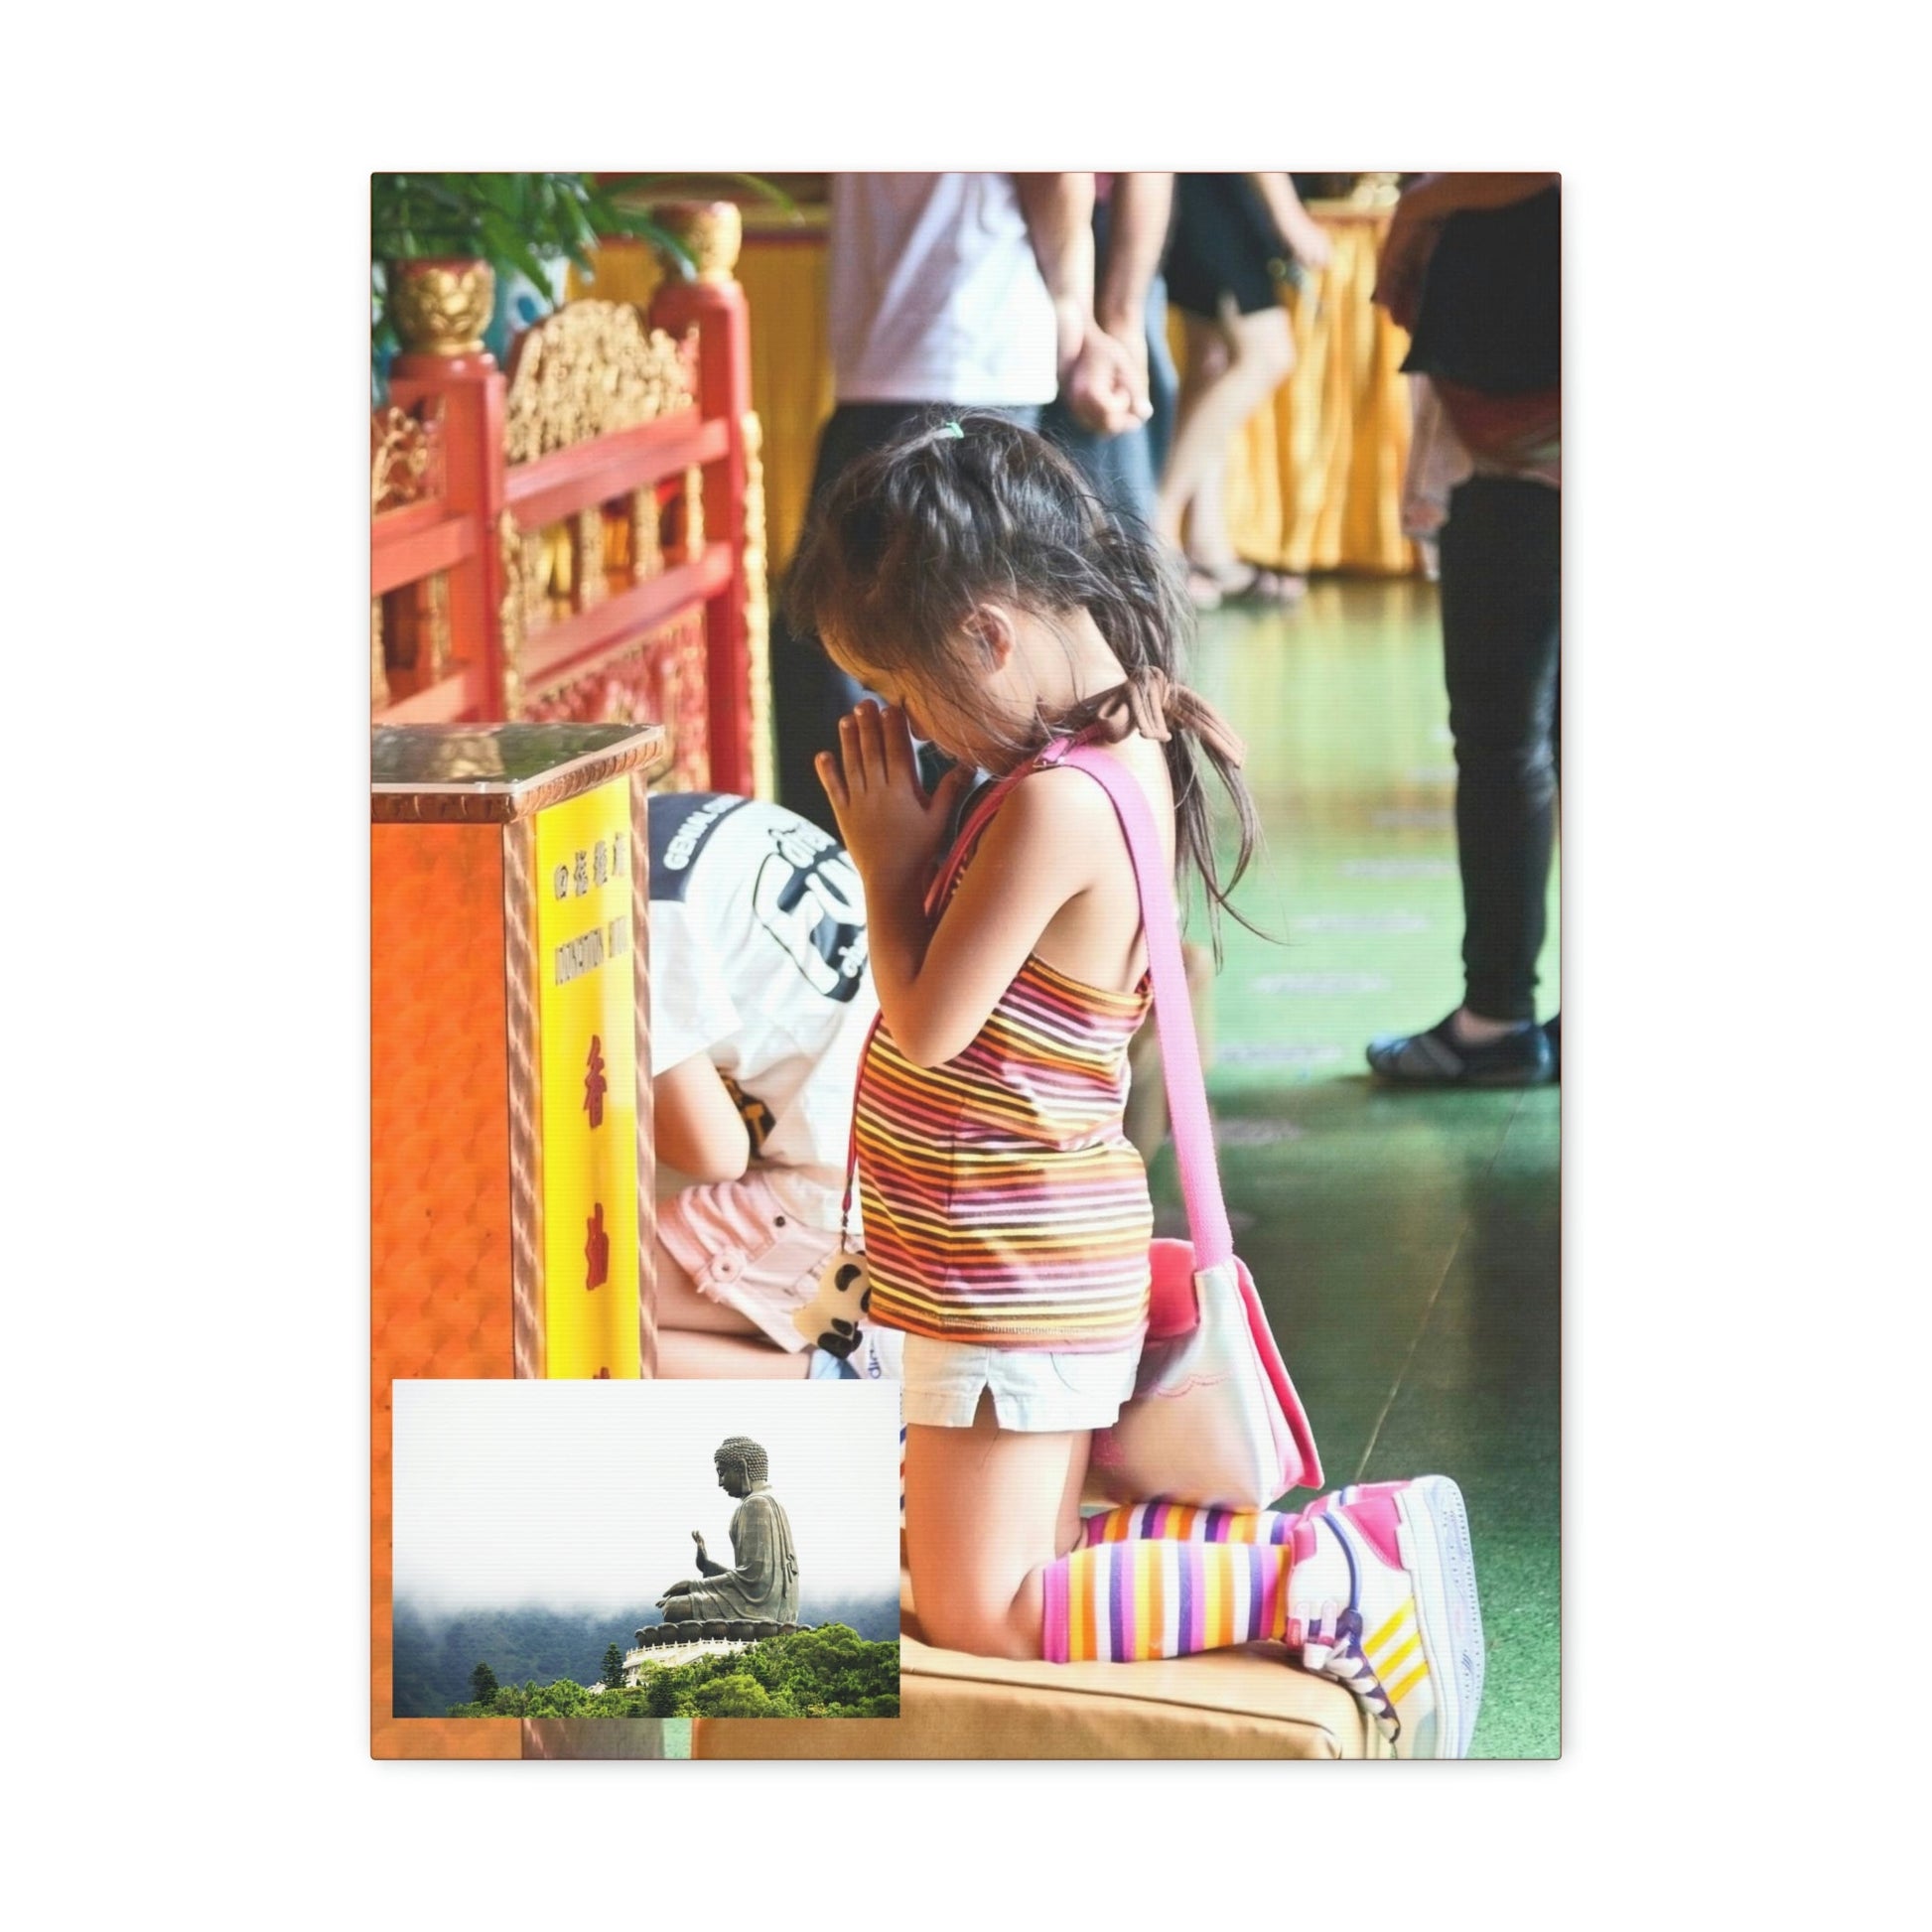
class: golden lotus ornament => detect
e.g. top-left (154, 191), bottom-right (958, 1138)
top-left (388, 258), bottom-right (496, 357)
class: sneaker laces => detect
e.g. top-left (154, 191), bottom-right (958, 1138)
top-left (1307, 1607), bottom-right (1400, 1746)
top-left (1297, 1518), bottom-right (1402, 1747)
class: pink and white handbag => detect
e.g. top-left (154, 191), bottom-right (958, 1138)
top-left (1050, 741), bottom-right (1324, 1511)
top-left (814, 733), bottom-right (1322, 1511)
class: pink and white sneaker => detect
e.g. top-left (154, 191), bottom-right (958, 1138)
top-left (1285, 1476), bottom-right (1485, 1758)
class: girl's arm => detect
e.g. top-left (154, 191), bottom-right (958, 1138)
top-left (653, 1052), bottom-right (752, 1180)
top-left (819, 704), bottom-right (1106, 1069)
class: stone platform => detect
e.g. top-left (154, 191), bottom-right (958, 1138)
top-left (622, 1618), bottom-right (807, 1686)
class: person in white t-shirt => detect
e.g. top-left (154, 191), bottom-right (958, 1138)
top-left (647, 790), bottom-right (897, 1381)
top-left (773, 172), bottom-right (1149, 840)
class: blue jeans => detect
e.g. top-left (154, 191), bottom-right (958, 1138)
top-left (1038, 272), bottom-right (1177, 532)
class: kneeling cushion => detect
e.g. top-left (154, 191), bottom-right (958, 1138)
top-left (692, 1572), bottom-right (1385, 1759)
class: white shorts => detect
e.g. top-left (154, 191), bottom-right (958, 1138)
top-left (898, 1335), bottom-right (1141, 1432)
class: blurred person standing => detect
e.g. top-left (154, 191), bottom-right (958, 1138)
top-left (1365, 174), bottom-right (1562, 1086)
top-left (1157, 172), bottom-right (1332, 609)
top-left (772, 173), bottom-right (1146, 837)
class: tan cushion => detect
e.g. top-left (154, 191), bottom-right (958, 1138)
top-left (692, 1571), bottom-right (1384, 1759)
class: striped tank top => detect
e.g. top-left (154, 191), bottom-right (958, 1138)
top-left (855, 747), bottom-right (1155, 1351)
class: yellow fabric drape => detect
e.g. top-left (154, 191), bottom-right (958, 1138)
top-left (1203, 206), bottom-right (1419, 578)
top-left (575, 204), bottom-right (1416, 581)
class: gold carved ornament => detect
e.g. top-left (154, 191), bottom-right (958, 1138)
top-left (502, 303), bottom-right (697, 464)
top-left (370, 401), bottom-right (442, 515)
top-left (497, 511), bottom-right (527, 719)
top-left (741, 411), bottom-right (773, 800)
top-left (521, 527), bottom-right (555, 628)
top-left (682, 466), bottom-right (706, 558)
top-left (425, 570), bottom-right (452, 680)
top-left (630, 487), bottom-right (664, 581)
top-left (386, 261), bottom-right (495, 358)
top-left (370, 600), bottom-right (389, 710)
top-left (652, 202), bottom-right (743, 284)
top-left (574, 506), bottom-right (606, 609)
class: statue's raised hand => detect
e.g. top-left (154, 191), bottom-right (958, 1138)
top-left (692, 1531), bottom-right (708, 1560)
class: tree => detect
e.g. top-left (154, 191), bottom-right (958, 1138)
top-left (693, 1673), bottom-right (777, 1718)
top-left (471, 1662), bottom-right (499, 1703)
top-left (600, 1643), bottom-right (625, 1690)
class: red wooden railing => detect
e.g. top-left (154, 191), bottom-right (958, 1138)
top-left (370, 203), bottom-right (769, 797)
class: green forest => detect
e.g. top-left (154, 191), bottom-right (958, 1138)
top-left (446, 1623), bottom-right (898, 1720)
top-left (391, 1592), bottom-right (897, 1717)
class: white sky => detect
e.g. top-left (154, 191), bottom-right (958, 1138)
top-left (392, 1379), bottom-right (900, 1615)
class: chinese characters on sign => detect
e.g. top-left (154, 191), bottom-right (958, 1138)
top-left (534, 780), bottom-right (641, 1377)
top-left (585, 1036), bottom-right (608, 1128)
top-left (552, 834), bottom-right (627, 901)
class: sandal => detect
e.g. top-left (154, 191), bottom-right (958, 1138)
top-left (1201, 561), bottom-right (1308, 608)
top-left (1366, 1012), bottom-right (1554, 1088)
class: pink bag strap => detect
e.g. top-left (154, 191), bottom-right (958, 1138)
top-left (1042, 740), bottom-right (1235, 1272)
top-left (841, 736), bottom-right (1235, 1273)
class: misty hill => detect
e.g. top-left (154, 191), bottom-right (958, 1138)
top-left (391, 1592), bottom-right (898, 1719)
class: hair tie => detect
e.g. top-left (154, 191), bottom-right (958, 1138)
top-left (936, 420), bottom-right (963, 440)
top-left (1090, 669), bottom-right (1247, 768)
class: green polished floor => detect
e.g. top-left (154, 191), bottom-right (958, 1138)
top-left (1158, 577), bottom-right (1562, 1759)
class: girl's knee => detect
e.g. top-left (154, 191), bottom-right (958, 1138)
top-left (909, 1541), bottom-right (1049, 1660)
top-left (920, 1592), bottom-right (1042, 1662)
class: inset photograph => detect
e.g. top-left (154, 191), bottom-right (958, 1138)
top-left (390, 1379), bottom-right (899, 1720)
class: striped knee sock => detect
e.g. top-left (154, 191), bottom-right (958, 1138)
top-left (1077, 1501), bottom-right (1296, 1547)
top-left (1040, 1537), bottom-right (1291, 1663)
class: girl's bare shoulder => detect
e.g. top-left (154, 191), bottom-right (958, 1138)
top-left (1033, 738), bottom-right (1175, 863)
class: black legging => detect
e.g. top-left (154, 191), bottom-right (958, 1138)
top-left (1438, 476), bottom-right (1561, 1023)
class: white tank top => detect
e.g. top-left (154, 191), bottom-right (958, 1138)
top-left (828, 173), bottom-right (1058, 407)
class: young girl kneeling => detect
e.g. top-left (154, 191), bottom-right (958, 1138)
top-left (790, 415), bottom-right (1484, 1757)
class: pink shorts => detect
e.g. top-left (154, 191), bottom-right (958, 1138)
top-left (654, 1172), bottom-right (838, 1352)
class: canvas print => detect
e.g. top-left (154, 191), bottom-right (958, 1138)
top-left (370, 171), bottom-right (1560, 1761)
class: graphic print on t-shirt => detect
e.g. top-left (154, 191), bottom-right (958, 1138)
top-left (648, 791), bottom-right (752, 898)
top-left (752, 819), bottom-right (869, 1005)
top-left (650, 792), bottom-right (868, 1002)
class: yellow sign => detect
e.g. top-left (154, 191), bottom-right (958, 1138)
top-left (534, 778), bottom-right (640, 1378)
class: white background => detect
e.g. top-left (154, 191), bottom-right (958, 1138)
top-left (7, 2), bottom-right (1922, 1925)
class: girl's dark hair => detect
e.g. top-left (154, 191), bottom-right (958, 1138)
top-left (783, 411), bottom-right (1264, 953)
